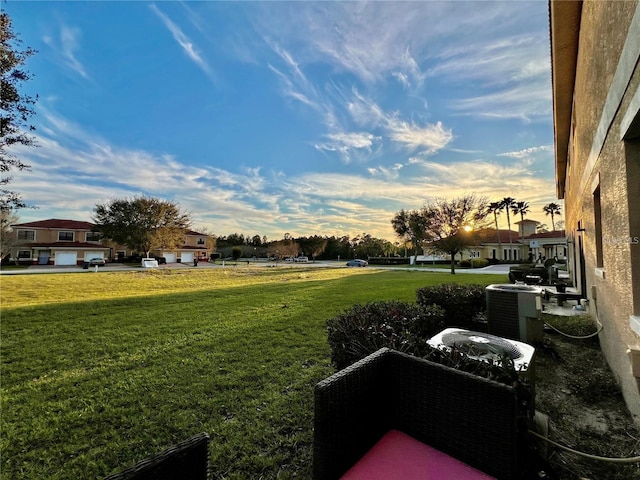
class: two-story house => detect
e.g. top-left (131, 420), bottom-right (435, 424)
top-left (10, 219), bottom-right (112, 266)
top-left (155, 230), bottom-right (211, 264)
top-left (10, 219), bottom-right (213, 265)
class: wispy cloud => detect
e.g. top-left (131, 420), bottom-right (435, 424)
top-left (43, 25), bottom-right (89, 79)
top-left (268, 64), bottom-right (316, 108)
top-left (343, 87), bottom-right (452, 154)
top-left (315, 132), bottom-right (380, 163)
top-left (452, 83), bottom-right (551, 121)
top-left (150, 4), bottom-right (215, 82)
top-left (387, 118), bottom-right (453, 153)
top-left (368, 163), bottom-right (403, 180)
top-left (498, 145), bottom-right (552, 159)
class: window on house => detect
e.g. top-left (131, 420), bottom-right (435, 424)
top-left (17, 230), bottom-right (35, 241)
top-left (18, 250), bottom-right (31, 258)
top-left (197, 238), bottom-right (205, 245)
top-left (86, 232), bottom-right (101, 242)
top-left (58, 231), bottom-right (74, 241)
top-left (594, 186), bottom-right (604, 268)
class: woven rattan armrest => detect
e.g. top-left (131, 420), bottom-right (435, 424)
top-left (104, 432), bottom-right (210, 480)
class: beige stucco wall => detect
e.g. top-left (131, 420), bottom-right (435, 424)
top-left (564, 0), bottom-right (640, 421)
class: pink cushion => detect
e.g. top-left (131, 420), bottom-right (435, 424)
top-left (340, 430), bottom-right (496, 479)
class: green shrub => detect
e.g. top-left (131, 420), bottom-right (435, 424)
top-left (415, 283), bottom-right (487, 330)
top-left (471, 258), bottom-right (489, 268)
top-left (459, 259), bottom-right (489, 268)
top-left (326, 301), bottom-right (445, 369)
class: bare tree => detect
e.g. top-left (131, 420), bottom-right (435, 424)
top-left (426, 195), bottom-right (489, 273)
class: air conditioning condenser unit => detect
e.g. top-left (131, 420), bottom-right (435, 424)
top-left (486, 284), bottom-right (543, 343)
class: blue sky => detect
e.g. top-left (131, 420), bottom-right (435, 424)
top-left (7, 1), bottom-right (559, 241)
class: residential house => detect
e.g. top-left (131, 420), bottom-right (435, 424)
top-left (10, 219), bottom-right (113, 266)
top-left (550, 0), bottom-right (640, 420)
top-left (466, 228), bottom-right (523, 261)
top-left (11, 219), bottom-right (214, 265)
top-left (156, 230), bottom-right (211, 264)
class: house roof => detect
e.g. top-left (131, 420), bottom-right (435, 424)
top-left (13, 219), bottom-right (211, 238)
top-left (12, 219), bottom-right (95, 230)
top-left (514, 219), bottom-right (540, 225)
top-left (185, 229), bottom-right (209, 236)
top-left (472, 228), bottom-right (522, 244)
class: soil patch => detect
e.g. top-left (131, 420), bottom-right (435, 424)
top-left (534, 313), bottom-right (640, 479)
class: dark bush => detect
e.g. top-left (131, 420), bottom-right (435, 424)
top-left (367, 257), bottom-right (410, 265)
top-left (326, 301), bottom-right (445, 369)
top-left (471, 258), bottom-right (489, 268)
top-left (459, 259), bottom-right (471, 268)
top-left (415, 283), bottom-right (487, 330)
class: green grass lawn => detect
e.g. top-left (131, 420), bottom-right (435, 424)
top-left (1, 267), bottom-right (507, 479)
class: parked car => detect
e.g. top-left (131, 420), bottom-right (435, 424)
top-left (294, 256), bottom-right (309, 263)
top-left (83, 257), bottom-right (106, 268)
top-left (346, 259), bottom-right (368, 267)
top-left (153, 256), bottom-right (167, 265)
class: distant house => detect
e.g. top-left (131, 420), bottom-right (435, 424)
top-left (155, 230), bottom-right (210, 263)
top-left (550, 0), bottom-right (640, 420)
top-left (10, 219), bottom-right (112, 266)
top-left (10, 219), bottom-right (213, 265)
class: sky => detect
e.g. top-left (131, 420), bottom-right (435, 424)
top-left (7, 0), bottom-right (561, 241)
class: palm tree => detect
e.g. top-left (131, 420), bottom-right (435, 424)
top-left (513, 201), bottom-right (530, 261)
top-left (487, 202), bottom-right (503, 259)
top-left (543, 203), bottom-right (562, 231)
top-left (500, 197), bottom-right (517, 260)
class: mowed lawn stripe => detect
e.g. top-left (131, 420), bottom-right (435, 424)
top-left (1, 268), bottom-right (507, 479)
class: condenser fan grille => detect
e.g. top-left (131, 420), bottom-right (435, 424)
top-left (441, 332), bottom-right (522, 360)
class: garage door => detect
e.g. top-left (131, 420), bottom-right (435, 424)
top-left (84, 251), bottom-right (105, 261)
top-left (181, 252), bottom-right (194, 263)
top-left (163, 253), bottom-right (177, 263)
top-left (55, 252), bottom-right (77, 266)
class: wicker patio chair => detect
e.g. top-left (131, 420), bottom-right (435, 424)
top-left (104, 432), bottom-right (210, 480)
top-left (313, 348), bottom-right (528, 480)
